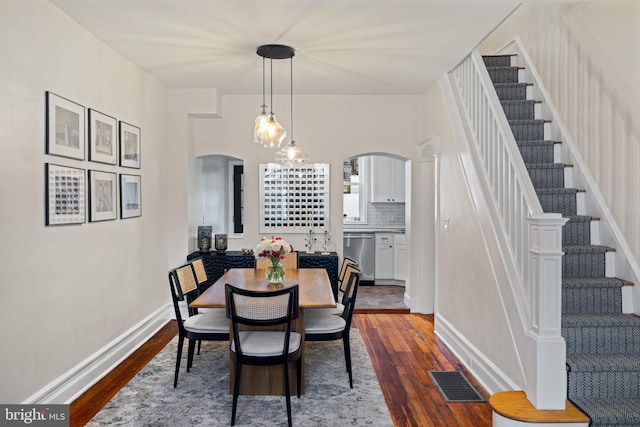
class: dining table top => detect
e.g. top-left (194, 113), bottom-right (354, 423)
top-left (189, 268), bottom-right (336, 309)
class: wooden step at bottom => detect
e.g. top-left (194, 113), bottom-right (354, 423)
top-left (490, 391), bottom-right (590, 424)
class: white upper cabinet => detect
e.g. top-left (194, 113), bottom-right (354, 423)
top-left (369, 155), bottom-right (405, 203)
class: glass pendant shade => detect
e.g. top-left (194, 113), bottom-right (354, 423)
top-left (253, 111), bottom-right (270, 144)
top-left (257, 114), bottom-right (287, 148)
top-left (274, 140), bottom-right (309, 166)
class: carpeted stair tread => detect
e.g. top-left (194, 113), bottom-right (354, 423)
top-left (509, 119), bottom-right (545, 141)
top-left (517, 140), bottom-right (555, 163)
top-left (493, 83), bottom-right (528, 101)
top-left (563, 216), bottom-right (593, 245)
top-left (526, 163), bottom-right (565, 189)
top-left (563, 277), bottom-right (624, 288)
top-left (562, 277), bottom-right (624, 314)
top-left (567, 354), bottom-right (640, 372)
top-left (563, 245), bottom-right (608, 254)
top-left (565, 215), bottom-right (593, 223)
top-left (569, 397), bottom-right (640, 426)
top-left (501, 100), bottom-right (535, 120)
top-left (486, 66), bottom-right (519, 83)
top-left (483, 55), bottom-right (513, 67)
top-left (562, 313), bottom-right (640, 328)
top-left (536, 188), bottom-right (578, 216)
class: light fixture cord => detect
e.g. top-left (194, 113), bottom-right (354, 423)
top-left (269, 48), bottom-right (274, 115)
top-left (290, 53), bottom-right (294, 143)
top-left (261, 56), bottom-right (266, 111)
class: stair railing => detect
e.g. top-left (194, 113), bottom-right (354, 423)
top-left (447, 49), bottom-right (568, 409)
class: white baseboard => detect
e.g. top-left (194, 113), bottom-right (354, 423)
top-left (24, 304), bottom-right (173, 404)
top-left (434, 313), bottom-right (519, 395)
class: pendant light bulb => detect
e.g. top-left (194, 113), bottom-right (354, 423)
top-left (253, 106), bottom-right (269, 145)
top-left (275, 140), bottom-right (309, 166)
top-left (257, 113), bottom-right (287, 148)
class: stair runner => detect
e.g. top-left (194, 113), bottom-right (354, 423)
top-left (483, 55), bottom-right (640, 427)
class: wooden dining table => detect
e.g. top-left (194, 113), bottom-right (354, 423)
top-left (189, 268), bottom-right (336, 396)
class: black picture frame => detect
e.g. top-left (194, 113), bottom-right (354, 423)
top-left (89, 109), bottom-right (117, 165)
top-left (119, 121), bottom-right (141, 168)
top-left (89, 170), bottom-right (117, 222)
top-left (45, 163), bottom-right (86, 225)
top-left (120, 174), bottom-right (141, 218)
top-left (46, 92), bottom-right (85, 160)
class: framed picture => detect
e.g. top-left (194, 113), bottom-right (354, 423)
top-left (119, 121), bottom-right (141, 168)
top-left (45, 163), bottom-right (86, 225)
top-left (89, 170), bottom-right (117, 222)
top-left (120, 174), bottom-right (141, 218)
top-left (46, 92), bottom-right (85, 160)
top-left (89, 109), bottom-right (117, 164)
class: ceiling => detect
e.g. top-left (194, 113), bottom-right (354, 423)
top-left (49, 0), bottom-right (522, 96)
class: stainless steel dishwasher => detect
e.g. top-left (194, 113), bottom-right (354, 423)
top-left (343, 233), bottom-right (375, 282)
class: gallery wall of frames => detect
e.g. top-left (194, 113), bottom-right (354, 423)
top-left (44, 91), bottom-right (142, 226)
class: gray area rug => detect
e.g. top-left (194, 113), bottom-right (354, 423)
top-left (88, 329), bottom-right (393, 426)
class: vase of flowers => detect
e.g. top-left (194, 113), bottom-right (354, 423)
top-left (255, 236), bottom-right (294, 284)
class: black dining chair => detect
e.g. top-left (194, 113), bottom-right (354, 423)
top-left (324, 257), bottom-right (358, 315)
top-left (225, 283), bottom-right (301, 427)
top-left (168, 263), bottom-right (229, 388)
top-left (304, 265), bottom-right (361, 388)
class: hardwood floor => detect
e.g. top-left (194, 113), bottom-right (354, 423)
top-left (71, 314), bottom-right (492, 426)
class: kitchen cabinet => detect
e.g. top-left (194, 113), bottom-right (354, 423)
top-left (375, 233), bottom-right (395, 279)
top-left (393, 234), bottom-right (407, 281)
top-left (370, 156), bottom-right (405, 203)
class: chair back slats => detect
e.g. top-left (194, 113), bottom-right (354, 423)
top-left (226, 284), bottom-right (299, 327)
top-left (342, 264), bottom-right (361, 299)
top-left (338, 257), bottom-right (358, 291)
top-left (176, 264), bottom-right (198, 297)
top-left (191, 258), bottom-right (208, 284)
top-left (341, 266), bottom-right (361, 320)
top-left (232, 292), bottom-right (291, 321)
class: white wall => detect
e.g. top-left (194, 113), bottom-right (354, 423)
top-left (187, 95), bottom-right (422, 254)
top-left (421, 82), bottom-right (526, 389)
top-left (0, 1), bottom-right (169, 403)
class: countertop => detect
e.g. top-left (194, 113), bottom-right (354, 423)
top-left (343, 228), bottom-right (405, 233)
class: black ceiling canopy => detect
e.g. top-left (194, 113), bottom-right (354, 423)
top-left (257, 44), bottom-right (295, 60)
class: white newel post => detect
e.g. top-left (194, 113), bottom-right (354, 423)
top-left (525, 213), bottom-right (569, 409)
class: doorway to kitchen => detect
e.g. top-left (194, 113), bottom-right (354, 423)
top-left (343, 153), bottom-right (409, 311)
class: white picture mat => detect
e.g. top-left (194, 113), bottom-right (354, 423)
top-left (120, 174), bottom-right (141, 218)
top-left (89, 109), bottom-right (117, 165)
top-left (46, 92), bottom-right (85, 160)
top-left (89, 170), bottom-right (117, 222)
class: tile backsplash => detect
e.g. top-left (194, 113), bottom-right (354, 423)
top-left (345, 202), bottom-right (405, 230)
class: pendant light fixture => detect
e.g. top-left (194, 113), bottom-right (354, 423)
top-left (253, 56), bottom-right (269, 144)
top-left (275, 50), bottom-right (309, 166)
top-left (254, 45), bottom-right (290, 149)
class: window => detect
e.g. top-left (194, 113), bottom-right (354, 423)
top-left (228, 160), bottom-right (243, 235)
top-left (343, 157), bottom-right (367, 224)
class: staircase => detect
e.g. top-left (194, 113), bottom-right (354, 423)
top-left (483, 55), bottom-right (640, 427)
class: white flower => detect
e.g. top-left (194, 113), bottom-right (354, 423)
top-left (254, 236), bottom-right (293, 261)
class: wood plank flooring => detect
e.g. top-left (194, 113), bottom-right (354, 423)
top-left (70, 314), bottom-right (492, 426)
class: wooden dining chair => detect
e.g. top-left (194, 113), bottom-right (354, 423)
top-left (168, 263), bottom-right (229, 388)
top-left (256, 251), bottom-right (298, 270)
top-left (304, 265), bottom-right (361, 388)
top-left (225, 283), bottom-right (301, 427)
